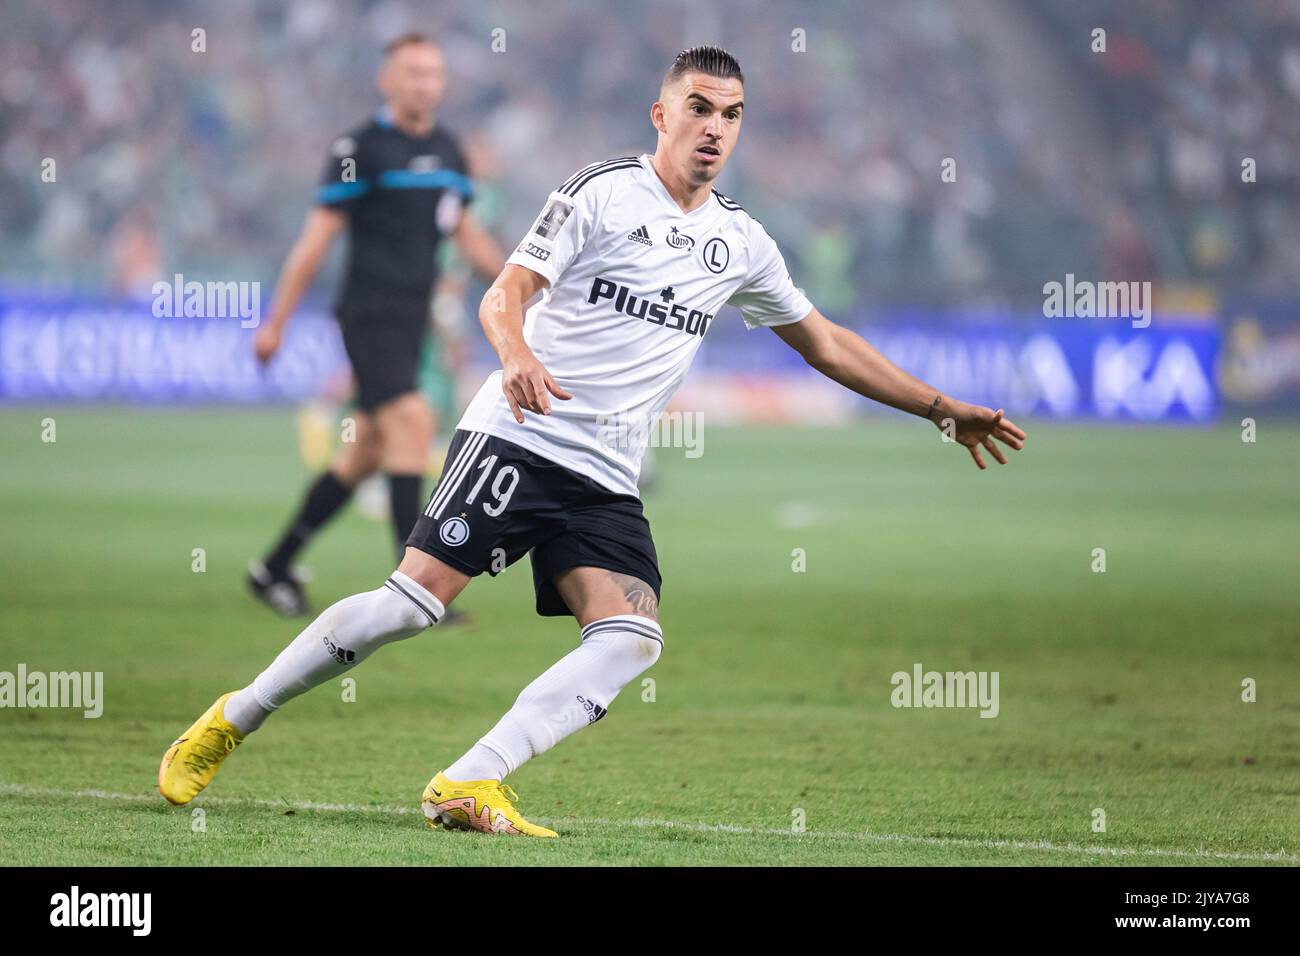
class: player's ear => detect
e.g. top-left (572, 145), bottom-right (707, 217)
top-left (650, 101), bottom-right (667, 134)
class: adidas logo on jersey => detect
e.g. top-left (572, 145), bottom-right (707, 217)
top-left (627, 225), bottom-right (653, 246)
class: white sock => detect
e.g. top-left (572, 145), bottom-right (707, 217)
top-left (224, 571), bottom-right (444, 734)
top-left (443, 615), bottom-right (663, 781)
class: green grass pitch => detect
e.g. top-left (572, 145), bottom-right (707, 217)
top-left (0, 407), bottom-right (1296, 866)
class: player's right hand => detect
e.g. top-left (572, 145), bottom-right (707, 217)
top-left (254, 325), bottom-right (282, 365)
top-left (502, 350), bottom-right (572, 422)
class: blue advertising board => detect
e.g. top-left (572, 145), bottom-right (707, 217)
top-left (0, 297), bottom-right (1221, 422)
top-left (0, 298), bottom-right (345, 403)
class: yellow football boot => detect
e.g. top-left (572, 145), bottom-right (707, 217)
top-left (158, 692), bottom-right (245, 805)
top-left (421, 771), bottom-right (558, 837)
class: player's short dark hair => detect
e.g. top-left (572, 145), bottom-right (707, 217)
top-left (383, 31), bottom-right (439, 59)
top-left (663, 46), bottom-right (744, 89)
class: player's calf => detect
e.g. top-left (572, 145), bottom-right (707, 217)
top-left (224, 570), bottom-right (444, 733)
top-left (441, 614), bottom-right (664, 786)
top-left (158, 570), bottom-right (447, 804)
top-left (424, 613), bottom-right (662, 837)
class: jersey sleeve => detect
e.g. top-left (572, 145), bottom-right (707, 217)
top-left (505, 176), bottom-right (599, 286)
top-left (315, 131), bottom-right (371, 210)
top-left (727, 222), bottom-right (813, 329)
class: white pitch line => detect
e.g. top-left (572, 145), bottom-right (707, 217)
top-left (0, 782), bottom-right (423, 816)
top-left (0, 782), bottom-right (1293, 864)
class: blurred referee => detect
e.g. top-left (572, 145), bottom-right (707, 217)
top-left (249, 32), bottom-right (504, 616)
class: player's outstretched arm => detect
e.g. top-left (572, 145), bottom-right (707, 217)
top-left (479, 263), bottom-right (573, 423)
top-left (771, 307), bottom-right (1027, 469)
top-left (255, 207), bottom-right (346, 364)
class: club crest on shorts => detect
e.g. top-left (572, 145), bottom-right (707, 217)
top-left (439, 516), bottom-right (470, 547)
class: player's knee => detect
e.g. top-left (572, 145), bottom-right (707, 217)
top-left (379, 393), bottom-right (431, 436)
top-left (334, 446), bottom-right (380, 485)
top-left (378, 572), bottom-right (444, 637)
top-left (628, 631), bottom-right (663, 669)
top-left (583, 619), bottom-right (664, 678)
top-left (383, 595), bottom-right (433, 637)
top-left (579, 615), bottom-right (663, 667)
top-left (316, 578), bottom-right (442, 661)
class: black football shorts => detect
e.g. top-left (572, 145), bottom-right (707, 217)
top-left (406, 429), bottom-right (662, 617)
top-left (337, 302), bottom-right (428, 411)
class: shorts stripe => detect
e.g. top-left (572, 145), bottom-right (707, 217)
top-left (429, 432), bottom-right (489, 519)
top-left (430, 431), bottom-right (487, 519)
top-left (423, 436), bottom-right (474, 517)
top-left (427, 431), bottom-right (485, 518)
top-left (426, 434), bottom-right (488, 520)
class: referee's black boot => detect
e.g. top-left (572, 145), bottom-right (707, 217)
top-left (246, 559), bottom-right (310, 617)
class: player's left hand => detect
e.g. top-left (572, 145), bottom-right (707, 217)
top-left (932, 399), bottom-right (1027, 470)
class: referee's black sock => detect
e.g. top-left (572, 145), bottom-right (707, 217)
top-left (264, 471), bottom-right (354, 576)
top-left (388, 473), bottom-right (423, 562)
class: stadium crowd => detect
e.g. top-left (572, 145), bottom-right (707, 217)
top-left (2, 0), bottom-right (1297, 308)
top-left (1040, 0), bottom-right (1300, 297)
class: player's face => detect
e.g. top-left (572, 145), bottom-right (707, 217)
top-left (379, 43), bottom-right (447, 121)
top-left (657, 74), bottom-right (744, 185)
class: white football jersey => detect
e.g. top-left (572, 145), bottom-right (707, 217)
top-left (457, 153), bottom-right (813, 496)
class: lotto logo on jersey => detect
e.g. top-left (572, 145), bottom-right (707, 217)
top-left (587, 277), bottom-right (713, 337)
top-left (666, 226), bottom-right (695, 251)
